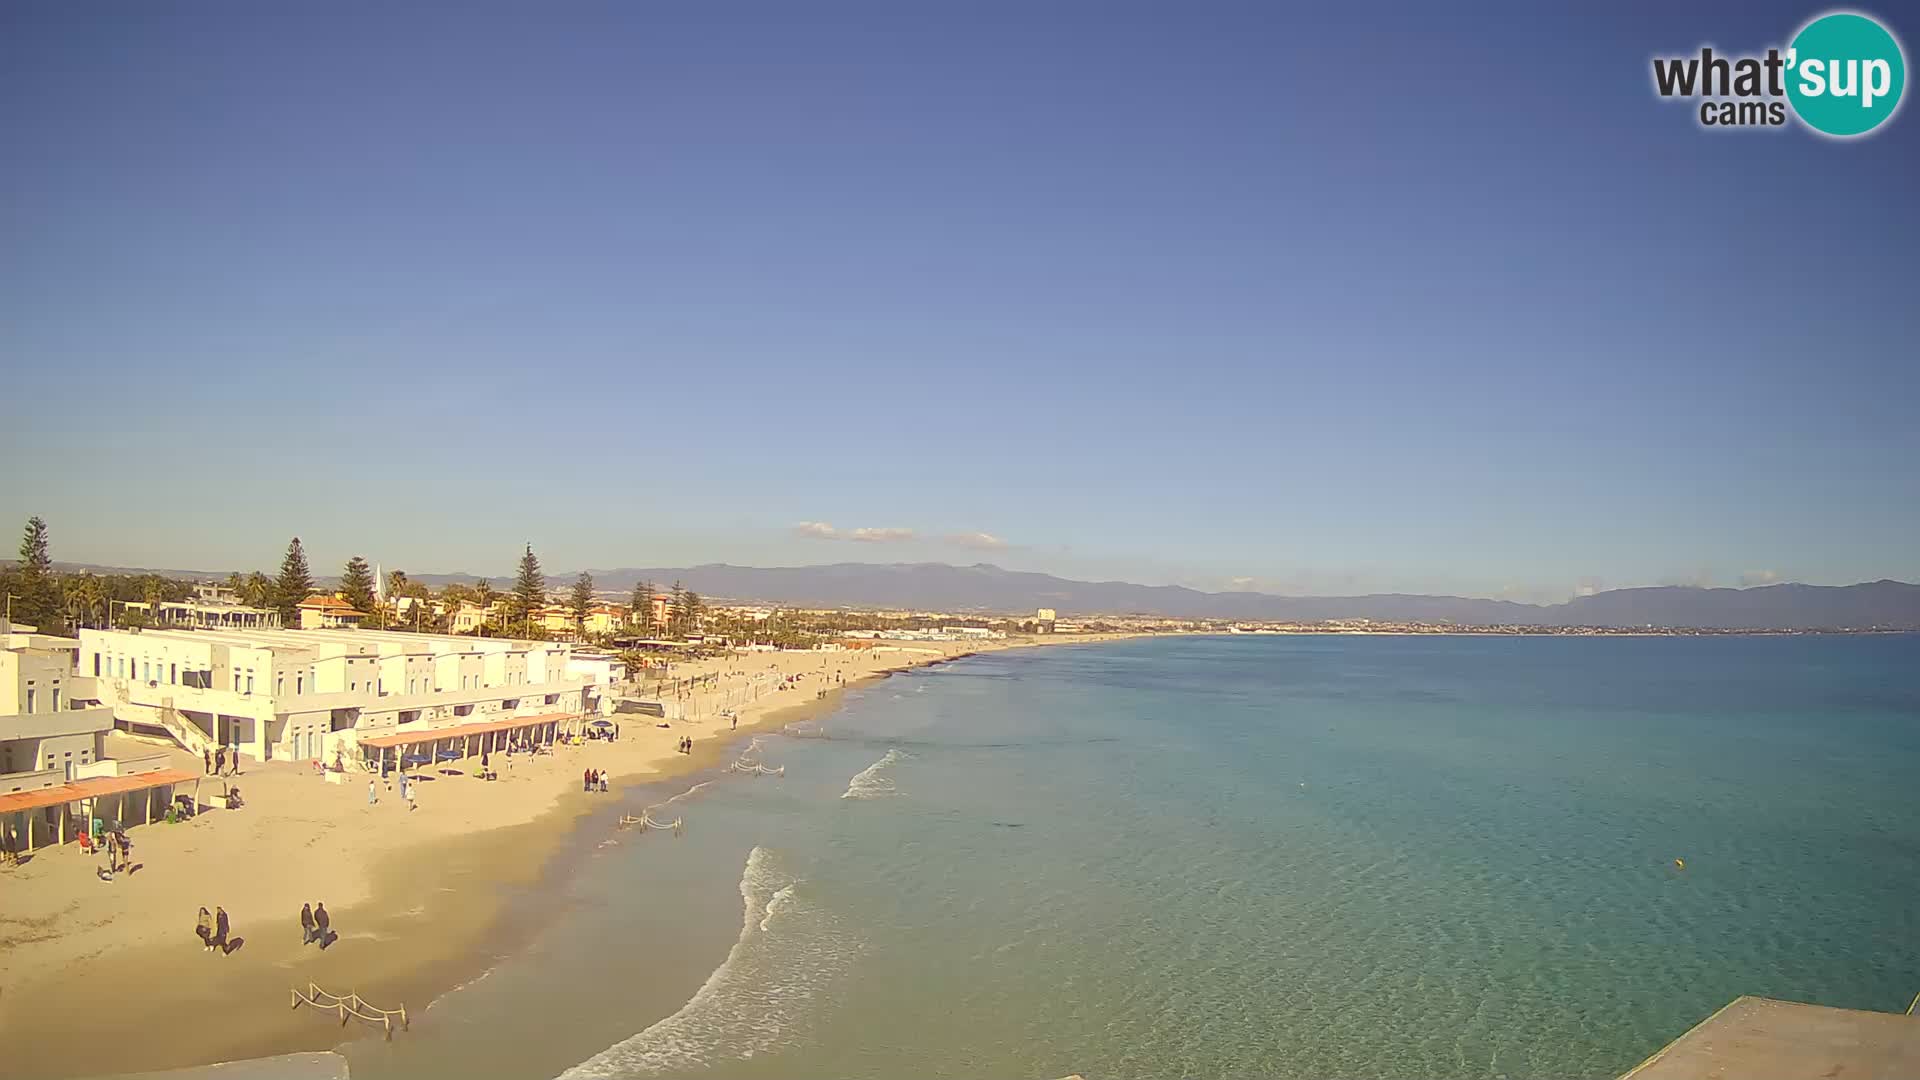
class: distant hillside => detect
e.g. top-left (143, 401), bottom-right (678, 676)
top-left (32, 559), bottom-right (1920, 629)
top-left (558, 563), bottom-right (1920, 630)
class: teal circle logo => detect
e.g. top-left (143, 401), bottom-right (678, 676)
top-left (1786, 12), bottom-right (1906, 137)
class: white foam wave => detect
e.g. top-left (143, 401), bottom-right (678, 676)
top-left (840, 748), bottom-right (906, 800)
top-left (761, 883), bottom-right (797, 932)
top-left (554, 846), bottom-right (852, 1079)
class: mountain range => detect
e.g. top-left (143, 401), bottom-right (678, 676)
top-left (31, 560), bottom-right (1920, 629)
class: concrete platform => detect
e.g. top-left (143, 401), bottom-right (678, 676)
top-left (1621, 996), bottom-right (1920, 1080)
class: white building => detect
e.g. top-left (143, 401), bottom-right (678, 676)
top-left (78, 626), bottom-right (611, 764)
top-left (157, 598), bottom-right (281, 630)
top-left (2, 619), bottom-right (117, 789)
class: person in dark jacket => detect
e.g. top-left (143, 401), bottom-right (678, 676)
top-left (314, 901), bottom-right (331, 944)
top-left (300, 903), bottom-right (316, 945)
top-left (213, 906), bottom-right (231, 954)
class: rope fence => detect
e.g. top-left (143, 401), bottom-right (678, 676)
top-left (291, 982), bottom-right (408, 1039)
top-left (620, 812), bottom-right (684, 835)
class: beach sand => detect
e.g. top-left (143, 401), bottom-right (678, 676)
top-left (0, 633), bottom-right (1139, 1079)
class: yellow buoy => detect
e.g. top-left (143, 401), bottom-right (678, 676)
top-left (1674, 858), bottom-right (1685, 870)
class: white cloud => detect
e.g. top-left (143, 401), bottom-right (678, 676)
top-left (848, 527), bottom-right (916, 543)
top-left (1738, 569), bottom-right (1781, 587)
top-left (792, 521), bottom-right (841, 540)
top-left (1573, 577), bottom-right (1607, 598)
top-left (946, 532), bottom-right (1007, 550)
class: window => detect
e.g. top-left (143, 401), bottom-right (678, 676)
top-left (171, 663), bottom-right (177, 683)
top-left (25, 689), bottom-right (36, 713)
top-left (246, 675), bottom-right (254, 694)
top-left (277, 678), bottom-right (284, 696)
top-left (297, 675), bottom-right (304, 694)
top-left (52, 688), bottom-right (61, 710)
top-left (93, 654), bottom-right (101, 676)
top-left (234, 673), bottom-right (241, 691)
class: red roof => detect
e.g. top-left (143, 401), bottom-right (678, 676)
top-left (298, 596), bottom-right (366, 614)
top-left (0, 768), bottom-right (200, 814)
top-left (358, 712), bottom-right (578, 750)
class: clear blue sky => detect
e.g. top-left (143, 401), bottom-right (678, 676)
top-left (3, 2), bottom-right (1915, 602)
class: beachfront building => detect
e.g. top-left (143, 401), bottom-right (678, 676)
top-left (156, 597), bottom-right (280, 630)
top-left (76, 626), bottom-right (611, 765)
top-left (1, 619), bottom-right (117, 788)
top-left (297, 595), bottom-right (367, 629)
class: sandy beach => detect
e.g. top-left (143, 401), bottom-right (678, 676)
top-left (0, 634), bottom-right (1140, 1079)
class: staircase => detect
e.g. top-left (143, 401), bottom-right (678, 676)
top-left (160, 700), bottom-right (216, 757)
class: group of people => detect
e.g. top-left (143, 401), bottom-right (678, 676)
top-left (202, 744), bottom-right (242, 777)
top-left (194, 905), bottom-right (235, 954)
top-left (677, 736), bottom-right (694, 754)
top-left (298, 901), bottom-right (334, 947)
top-left (83, 823), bottom-right (133, 878)
top-left (583, 768), bottom-right (610, 793)
top-left (367, 773), bottom-right (422, 811)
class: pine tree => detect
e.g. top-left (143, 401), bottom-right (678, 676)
top-left (274, 537), bottom-right (315, 626)
top-left (341, 555), bottom-right (377, 616)
top-left (511, 544), bottom-right (545, 632)
top-left (668, 581), bottom-right (687, 638)
top-left (682, 589), bottom-right (703, 636)
top-left (570, 571), bottom-right (595, 632)
top-left (13, 516), bottom-right (58, 629)
top-left (632, 579), bottom-right (656, 632)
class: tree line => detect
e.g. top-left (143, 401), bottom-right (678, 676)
top-left (2, 516), bottom-right (708, 643)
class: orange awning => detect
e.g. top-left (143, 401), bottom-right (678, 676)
top-left (358, 712), bottom-right (577, 751)
top-left (0, 768), bottom-right (199, 815)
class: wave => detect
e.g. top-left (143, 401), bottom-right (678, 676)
top-left (840, 748), bottom-right (907, 800)
top-left (555, 846), bottom-right (853, 1079)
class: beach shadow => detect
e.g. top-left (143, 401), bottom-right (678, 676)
top-left (223, 936), bottom-right (245, 956)
top-left (318, 930), bottom-right (338, 950)
top-left (128, 862), bottom-right (144, 875)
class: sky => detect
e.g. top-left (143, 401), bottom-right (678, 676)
top-left (2, 1), bottom-right (1916, 603)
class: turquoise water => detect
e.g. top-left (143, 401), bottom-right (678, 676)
top-left (347, 635), bottom-right (1920, 1080)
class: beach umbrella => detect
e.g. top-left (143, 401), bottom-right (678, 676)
top-left (587, 719), bottom-right (614, 729)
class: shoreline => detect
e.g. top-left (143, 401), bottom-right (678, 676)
top-left (0, 632), bottom-right (1145, 1080)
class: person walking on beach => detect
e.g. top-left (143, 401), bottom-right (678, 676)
top-left (196, 906), bottom-right (213, 951)
top-left (583, 768), bottom-right (592, 793)
top-left (213, 746), bottom-right (225, 776)
top-left (367, 778), bottom-right (378, 806)
top-left (203, 748), bottom-right (212, 775)
top-left (599, 770), bottom-right (609, 794)
top-left (406, 778), bottom-right (418, 812)
top-left (314, 902), bottom-right (330, 944)
top-left (300, 902), bottom-right (316, 945)
top-left (399, 772), bottom-right (409, 804)
top-left (213, 906), bottom-right (230, 954)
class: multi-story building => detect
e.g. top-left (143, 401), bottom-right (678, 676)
top-left (77, 626), bottom-right (608, 764)
top-left (2, 619), bottom-right (116, 788)
top-left (583, 605), bottom-right (628, 637)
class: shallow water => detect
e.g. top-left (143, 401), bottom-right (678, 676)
top-left (346, 634), bottom-right (1920, 1080)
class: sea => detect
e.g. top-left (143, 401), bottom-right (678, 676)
top-left (341, 634), bottom-right (1920, 1080)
